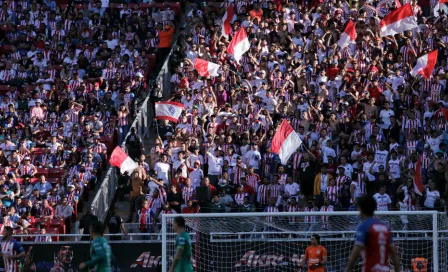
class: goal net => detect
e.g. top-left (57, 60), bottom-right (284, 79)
top-left (161, 211), bottom-right (448, 272)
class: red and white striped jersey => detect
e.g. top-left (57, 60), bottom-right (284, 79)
top-left (118, 111), bottom-right (128, 126)
top-left (145, 196), bottom-right (161, 213)
top-left (268, 184), bottom-right (284, 199)
top-left (335, 175), bottom-right (350, 189)
top-left (182, 186), bottom-right (194, 203)
top-left (234, 193), bottom-right (248, 205)
top-left (257, 185), bottom-right (269, 205)
top-left (304, 207), bottom-right (318, 223)
top-left (246, 174), bottom-right (260, 192)
top-left (263, 205), bottom-right (279, 222)
top-left (326, 186), bottom-right (338, 202)
top-left (284, 204), bottom-right (300, 223)
top-left (320, 205), bottom-right (334, 222)
top-left (1, 239), bottom-right (24, 272)
top-left (406, 140), bottom-right (418, 155)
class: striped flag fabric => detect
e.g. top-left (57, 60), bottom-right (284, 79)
top-left (194, 58), bottom-right (221, 77)
top-left (411, 50), bottom-right (438, 79)
top-left (440, 107), bottom-right (448, 121)
top-left (155, 101), bottom-right (184, 122)
top-left (110, 146), bottom-right (138, 174)
top-left (221, 4), bottom-right (235, 38)
top-left (434, 0), bottom-right (448, 17)
top-left (380, 4), bottom-right (417, 37)
top-left (227, 27), bottom-right (250, 64)
top-left (338, 20), bottom-right (357, 49)
top-left (271, 120), bottom-right (303, 165)
top-left (414, 155), bottom-right (423, 196)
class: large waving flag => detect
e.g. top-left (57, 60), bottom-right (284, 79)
top-left (338, 20), bottom-right (357, 49)
top-left (380, 4), bottom-right (417, 37)
top-left (155, 101), bottom-right (184, 122)
top-left (414, 155), bottom-right (423, 196)
top-left (110, 146), bottom-right (138, 174)
top-left (441, 107), bottom-right (448, 121)
top-left (434, 0), bottom-right (448, 17)
top-left (411, 50), bottom-right (438, 79)
top-left (194, 58), bottom-right (221, 77)
top-left (221, 4), bottom-right (235, 38)
top-left (227, 27), bottom-right (250, 64)
top-left (271, 120), bottom-right (303, 165)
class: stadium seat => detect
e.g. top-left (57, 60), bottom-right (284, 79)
top-left (0, 85), bottom-right (9, 95)
top-left (36, 168), bottom-right (49, 176)
top-left (48, 168), bottom-right (64, 178)
top-left (47, 178), bottom-right (59, 184)
top-left (47, 228), bottom-right (60, 241)
top-left (0, 45), bottom-right (12, 54)
top-left (30, 178), bottom-right (39, 184)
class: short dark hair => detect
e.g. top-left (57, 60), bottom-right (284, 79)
top-left (357, 195), bottom-right (377, 217)
top-left (3, 226), bottom-right (13, 234)
top-left (174, 216), bottom-right (186, 228)
top-left (311, 234), bottom-right (321, 244)
top-left (90, 221), bottom-right (103, 235)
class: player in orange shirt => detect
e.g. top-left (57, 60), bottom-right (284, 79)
top-left (299, 234), bottom-right (327, 272)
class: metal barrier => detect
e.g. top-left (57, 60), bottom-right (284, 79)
top-left (90, 41), bottom-right (178, 221)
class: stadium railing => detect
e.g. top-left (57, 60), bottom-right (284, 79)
top-left (161, 211), bottom-right (448, 272)
top-left (90, 38), bottom-right (178, 221)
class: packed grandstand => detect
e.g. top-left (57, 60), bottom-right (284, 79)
top-left (0, 0), bottom-right (448, 266)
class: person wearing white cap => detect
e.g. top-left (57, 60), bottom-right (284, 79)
top-left (15, 157), bottom-right (37, 178)
top-left (189, 160), bottom-right (204, 189)
top-left (30, 99), bottom-right (45, 120)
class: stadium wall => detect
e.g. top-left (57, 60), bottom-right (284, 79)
top-left (15, 239), bottom-right (438, 272)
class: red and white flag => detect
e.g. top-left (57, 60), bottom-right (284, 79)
top-left (440, 107), bottom-right (448, 121)
top-left (221, 4), bottom-right (235, 38)
top-left (110, 146), bottom-right (138, 174)
top-left (414, 155), bottom-right (423, 196)
top-left (194, 58), bottom-right (220, 77)
top-left (379, 4), bottom-right (417, 37)
top-left (434, 0), bottom-right (448, 17)
top-left (227, 27), bottom-right (250, 64)
top-left (411, 50), bottom-right (438, 79)
top-left (271, 119), bottom-right (303, 165)
top-left (155, 101), bottom-right (184, 122)
top-left (338, 20), bottom-right (357, 49)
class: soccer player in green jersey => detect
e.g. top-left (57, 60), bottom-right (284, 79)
top-left (79, 221), bottom-right (113, 272)
top-left (169, 216), bottom-right (193, 272)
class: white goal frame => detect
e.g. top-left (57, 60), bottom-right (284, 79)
top-left (161, 211), bottom-right (443, 272)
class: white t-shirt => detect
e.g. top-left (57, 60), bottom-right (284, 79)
top-left (388, 159), bottom-right (400, 178)
top-left (363, 161), bottom-right (377, 182)
top-left (379, 109), bottom-right (394, 129)
top-left (244, 150), bottom-right (261, 169)
top-left (189, 168), bottom-right (204, 189)
top-left (340, 163), bottom-right (354, 178)
top-left (207, 152), bottom-right (223, 175)
top-left (154, 162), bottom-right (170, 184)
top-left (424, 188), bottom-right (440, 208)
top-left (350, 181), bottom-right (361, 203)
top-left (426, 135), bottom-right (443, 153)
top-left (374, 149), bottom-right (389, 167)
top-left (373, 193), bottom-right (392, 211)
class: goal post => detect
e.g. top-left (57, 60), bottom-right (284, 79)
top-left (161, 211), bottom-right (447, 272)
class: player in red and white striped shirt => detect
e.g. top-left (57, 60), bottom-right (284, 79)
top-left (1, 227), bottom-right (25, 272)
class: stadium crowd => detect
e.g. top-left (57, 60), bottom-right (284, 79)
top-left (128, 0), bottom-right (448, 231)
top-left (0, 0), bottom-right (177, 238)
